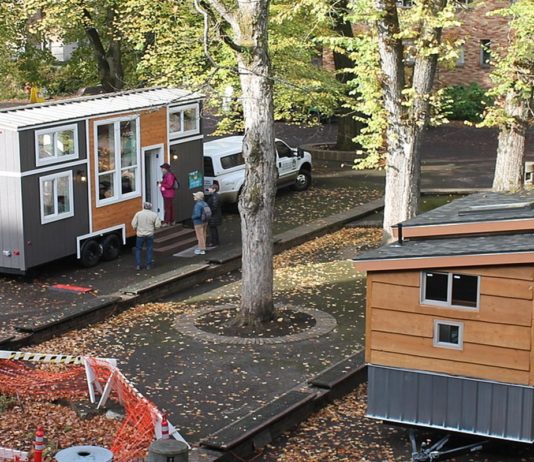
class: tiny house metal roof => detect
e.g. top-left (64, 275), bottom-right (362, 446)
top-left (0, 87), bottom-right (203, 130)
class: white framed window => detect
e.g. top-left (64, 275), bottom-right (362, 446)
top-left (433, 320), bottom-right (464, 350)
top-left (421, 271), bottom-right (480, 309)
top-left (35, 124), bottom-right (78, 166)
top-left (40, 171), bottom-right (74, 224)
top-left (168, 103), bottom-right (200, 139)
top-left (95, 116), bottom-right (140, 206)
top-left (456, 45), bottom-right (465, 66)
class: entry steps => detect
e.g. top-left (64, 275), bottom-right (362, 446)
top-left (153, 224), bottom-right (197, 256)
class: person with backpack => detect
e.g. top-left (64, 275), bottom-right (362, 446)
top-left (206, 183), bottom-right (222, 247)
top-left (158, 162), bottom-right (179, 226)
top-left (192, 191), bottom-right (211, 255)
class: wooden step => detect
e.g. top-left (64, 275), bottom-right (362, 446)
top-left (154, 223), bottom-right (185, 239)
top-left (154, 227), bottom-right (196, 248)
top-left (153, 236), bottom-right (199, 255)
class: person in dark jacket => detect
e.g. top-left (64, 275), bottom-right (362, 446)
top-left (206, 183), bottom-right (222, 247)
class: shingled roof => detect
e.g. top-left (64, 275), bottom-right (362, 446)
top-left (400, 191), bottom-right (534, 227)
top-left (354, 191), bottom-right (534, 269)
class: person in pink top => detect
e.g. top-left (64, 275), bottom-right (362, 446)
top-left (158, 163), bottom-right (178, 225)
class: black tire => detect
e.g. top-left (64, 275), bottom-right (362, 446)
top-left (101, 234), bottom-right (122, 261)
top-left (292, 169), bottom-right (311, 192)
top-left (80, 239), bottom-right (103, 268)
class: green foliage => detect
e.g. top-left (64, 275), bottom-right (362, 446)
top-left (336, 0), bottom-right (463, 168)
top-left (480, 0), bottom-right (534, 128)
top-left (442, 83), bottom-right (491, 122)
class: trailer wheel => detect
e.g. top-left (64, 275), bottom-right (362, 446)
top-left (80, 239), bottom-right (103, 268)
top-left (101, 234), bottom-right (122, 261)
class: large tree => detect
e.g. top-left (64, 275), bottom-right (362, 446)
top-left (484, 0), bottom-right (534, 192)
top-left (194, 0), bottom-right (277, 325)
top-left (347, 0), bottom-right (460, 241)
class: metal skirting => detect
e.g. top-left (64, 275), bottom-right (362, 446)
top-left (368, 365), bottom-right (534, 443)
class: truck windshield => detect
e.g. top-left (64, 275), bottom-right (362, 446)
top-left (221, 153), bottom-right (245, 169)
top-left (204, 156), bottom-right (215, 177)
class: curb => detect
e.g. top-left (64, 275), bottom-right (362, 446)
top-left (190, 353), bottom-right (367, 462)
top-left (0, 198), bottom-right (384, 350)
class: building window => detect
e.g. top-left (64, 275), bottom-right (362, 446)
top-left (96, 117), bottom-right (139, 205)
top-left (480, 39), bottom-right (491, 66)
top-left (35, 125), bottom-right (78, 166)
top-left (456, 45), bottom-right (465, 66)
top-left (396, 0), bottom-right (412, 7)
top-left (422, 271), bottom-right (479, 309)
top-left (168, 104), bottom-right (200, 139)
top-left (433, 320), bottom-right (463, 350)
top-left (40, 171), bottom-right (74, 224)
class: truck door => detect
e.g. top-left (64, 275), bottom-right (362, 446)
top-left (276, 140), bottom-right (297, 183)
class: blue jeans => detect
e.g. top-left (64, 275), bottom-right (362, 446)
top-left (135, 235), bottom-right (154, 267)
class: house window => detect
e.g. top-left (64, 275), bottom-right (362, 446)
top-left (422, 271), bottom-right (479, 309)
top-left (168, 104), bottom-right (200, 139)
top-left (480, 39), bottom-right (491, 66)
top-left (96, 117), bottom-right (139, 205)
top-left (433, 320), bottom-right (463, 350)
top-left (456, 45), bottom-right (465, 66)
top-left (396, 0), bottom-right (412, 7)
top-left (35, 125), bottom-right (78, 166)
top-left (40, 171), bottom-right (74, 224)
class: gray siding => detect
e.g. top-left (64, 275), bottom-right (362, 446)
top-left (19, 120), bottom-right (87, 172)
top-left (0, 176), bottom-right (24, 271)
top-left (368, 365), bottom-right (534, 443)
top-left (170, 138), bottom-right (204, 223)
top-left (21, 165), bottom-right (89, 269)
top-left (0, 127), bottom-right (20, 173)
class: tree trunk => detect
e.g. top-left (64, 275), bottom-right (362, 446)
top-left (492, 89), bottom-right (531, 192)
top-left (376, 0), bottom-right (445, 241)
top-left (83, 8), bottom-right (123, 92)
top-left (332, 0), bottom-right (363, 151)
top-left (235, 0), bottom-right (277, 326)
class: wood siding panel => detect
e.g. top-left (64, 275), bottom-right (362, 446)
top-left (141, 108), bottom-right (168, 150)
top-left (371, 331), bottom-right (530, 371)
top-left (371, 282), bottom-right (532, 327)
top-left (369, 270), bottom-right (419, 287)
top-left (365, 274), bottom-right (374, 362)
top-left (89, 108), bottom-right (167, 236)
top-left (480, 276), bottom-right (533, 300)
top-left (370, 350), bottom-right (529, 386)
top-left (371, 308), bottom-right (531, 350)
top-left (423, 266), bottom-right (534, 281)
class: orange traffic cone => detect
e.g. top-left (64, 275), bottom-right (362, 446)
top-left (33, 426), bottom-right (45, 462)
top-left (161, 415), bottom-right (169, 440)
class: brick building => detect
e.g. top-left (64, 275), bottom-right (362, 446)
top-left (323, 0), bottom-right (510, 89)
top-left (436, 0), bottom-right (510, 88)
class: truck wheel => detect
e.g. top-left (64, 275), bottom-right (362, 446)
top-left (101, 234), bottom-right (121, 261)
top-left (292, 170), bottom-right (311, 191)
top-left (80, 239), bottom-right (103, 268)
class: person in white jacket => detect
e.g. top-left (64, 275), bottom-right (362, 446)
top-left (131, 202), bottom-right (161, 270)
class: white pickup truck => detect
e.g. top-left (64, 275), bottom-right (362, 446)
top-left (203, 136), bottom-right (312, 204)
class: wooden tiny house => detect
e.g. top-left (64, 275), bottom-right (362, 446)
top-left (354, 193), bottom-right (534, 442)
top-left (0, 88), bottom-right (204, 274)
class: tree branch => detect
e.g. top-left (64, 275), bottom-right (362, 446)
top-left (201, 0), bottom-right (238, 31)
top-left (195, 0), bottom-right (246, 54)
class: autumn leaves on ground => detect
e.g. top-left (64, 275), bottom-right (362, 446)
top-left (0, 228), bottom-right (382, 459)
